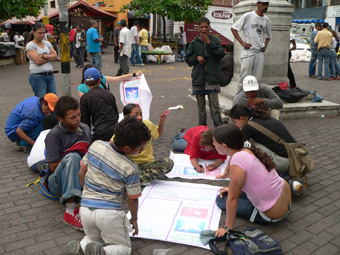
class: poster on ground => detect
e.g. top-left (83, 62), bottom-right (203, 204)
top-left (166, 151), bottom-right (230, 180)
top-left (128, 180), bottom-right (222, 249)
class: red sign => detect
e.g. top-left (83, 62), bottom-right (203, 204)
top-left (211, 10), bottom-right (233, 20)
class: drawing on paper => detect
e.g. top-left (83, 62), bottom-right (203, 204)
top-left (128, 180), bottom-right (222, 249)
top-left (180, 207), bottom-right (209, 218)
top-left (175, 220), bottom-right (205, 234)
top-left (125, 87), bottom-right (139, 99)
top-left (166, 151), bottom-right (229, 180)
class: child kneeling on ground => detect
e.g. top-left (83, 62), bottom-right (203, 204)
top-left (66, 116), bottom-right (151, 255)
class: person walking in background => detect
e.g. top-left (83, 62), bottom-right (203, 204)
top-left (86, 20), bottom-right (103, 72)
top-left (130, 20), bottom-right (144, 67)
top-left (26, 22), bottom-right (58, 97)
top-left (113, 21), bottom-right (121, 63)
top-left (139, 24), bottom-right (149, 63)
top-left (73, 24), bottom-right (86, 68)
top-left (185, 17), bottom-right (225, 127)
top-left (69, 26), bottom-right (76, 59)
top-left (330, 30), bottom-right (340, 80)
top-left (116, 19), bottom-right (131, 76)
top-left (314, 22), bottom-right (332, 81)
top-left (178, 26), bottom-right (187, 53)
top-left (309, 23), bottom-right (322, 78)
top-left (231, 0), bottom-right (271, 96)
top-left (288, 32), bottom-right (297, 88)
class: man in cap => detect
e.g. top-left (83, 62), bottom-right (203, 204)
top-left (233, 75), bottom-right (282, 118)
top-left (231, 0), bottom-right (271, 96)
top-left (80, 67), bottom-right (119, 141)
top-left (5, 93), bottom-right (58, 152)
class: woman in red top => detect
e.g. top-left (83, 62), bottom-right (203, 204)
top-left (173, 126), bottom-right (227, 172)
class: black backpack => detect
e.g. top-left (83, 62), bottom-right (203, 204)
top-left (209, 227), bottom-right (282, 255)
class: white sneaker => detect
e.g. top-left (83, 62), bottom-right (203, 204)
top-left (292, 181), bottom-right (303, 196)
top-left (137, 63), bottom-right (145, 67)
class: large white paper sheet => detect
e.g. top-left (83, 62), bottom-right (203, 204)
top-left (166, 152), bottom-right (230, 180)
top-left (120, 74), bottom-right (152, 120)
top-left (128, 180), bottom-right (222, 249)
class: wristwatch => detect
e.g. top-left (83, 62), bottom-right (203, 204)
top-left (133, 73), bottom-right (136, 77)
top-left (225, 226), bottom-right (230, 232)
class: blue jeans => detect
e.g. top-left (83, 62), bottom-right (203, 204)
top-left (90, 52), bottom-right (102, 72)
top-left (70, 41), bottom-right (74, 58)
top-left (47, 153), bottom-right (82, 205)
top-left (29, 73), bottom-right (57, 98)
top-left (317, 48), bottom-right (331, 79)
top-left (7, 121), bottom-right (43, 146)
top-left (216, 192), bottom-right (274, 225)
top-left (309, 49), bottom-right (317, 77)
top-left (141, 45), bottom-right (148, 63)
top-left (131, 43), bottom-right (143, 65)
top-left (330, 49), bottom-right (340, 78)
top-left (172, 131), bottom-right (187, 152)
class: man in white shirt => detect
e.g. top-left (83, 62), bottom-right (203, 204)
top-left (130, 20), bottom-right (144, 67)
top-left (116, 19), bottom-right (132, 76)
top-left (14, 32), bottom-right (24, 46)
top-left (27, 114), bottom-right (59, 172)
top-left (178, 26), bottom-right (187, 53)
top-left (231, 0), bottom-right (271, 96)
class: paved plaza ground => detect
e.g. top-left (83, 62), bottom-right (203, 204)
top-left (0, 47), bottom-right (340, 254)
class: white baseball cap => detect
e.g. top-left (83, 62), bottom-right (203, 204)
top-left (243, 75), bottom-right (259, 92)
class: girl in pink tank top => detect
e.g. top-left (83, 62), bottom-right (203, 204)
top-left (212, 124), bottom-right (291, 238)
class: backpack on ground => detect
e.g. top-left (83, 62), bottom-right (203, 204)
top-left (248, 121), bottom-right (314, 188)
top-left (209, 227), bottom-right (282, 255)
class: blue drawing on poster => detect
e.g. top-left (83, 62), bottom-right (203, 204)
top-left (125, 87), bottom-right (139, 99)
top-left (183, 167), bottom-right (199, 175)
top-left (174, 219), bottom-right (205, 234)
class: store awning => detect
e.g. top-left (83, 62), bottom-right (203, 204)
top-left (1, 9), bottom-right (58, 26)
top-left (49, 0), bottom-right (117, 20)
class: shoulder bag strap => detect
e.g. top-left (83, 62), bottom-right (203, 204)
top-left (248, 121), bottom-right (287, 145)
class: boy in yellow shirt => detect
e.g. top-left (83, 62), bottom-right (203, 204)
top-left (111, 104), bottom-right (173, 185)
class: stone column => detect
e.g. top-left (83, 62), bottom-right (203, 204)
top-left (220, 0), bottom-right (294, 100)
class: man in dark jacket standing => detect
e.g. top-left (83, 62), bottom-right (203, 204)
top-left (185, 17), bottom-right (225, 127)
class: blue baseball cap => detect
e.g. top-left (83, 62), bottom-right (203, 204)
top-left (84, 68), bottom-right (102, 82)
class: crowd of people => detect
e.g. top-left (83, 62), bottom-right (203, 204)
top-left (309, 22), bottom-right (340, 80)
top-left (2, 2), bottom-right (324, 254)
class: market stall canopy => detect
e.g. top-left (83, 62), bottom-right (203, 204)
top-left (1, 9), bottom-right (58, 25)
top-left (49, 0), bottom-right (117, 20)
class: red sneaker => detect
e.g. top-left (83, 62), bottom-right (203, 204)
top-left (63, 208), bottom-right (83, 231)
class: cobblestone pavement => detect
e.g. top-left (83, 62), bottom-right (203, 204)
top-left (0, 48), bottom-right (340, 254)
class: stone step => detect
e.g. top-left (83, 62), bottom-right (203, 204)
top-left (188, 91), bottom-right (340, 122)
